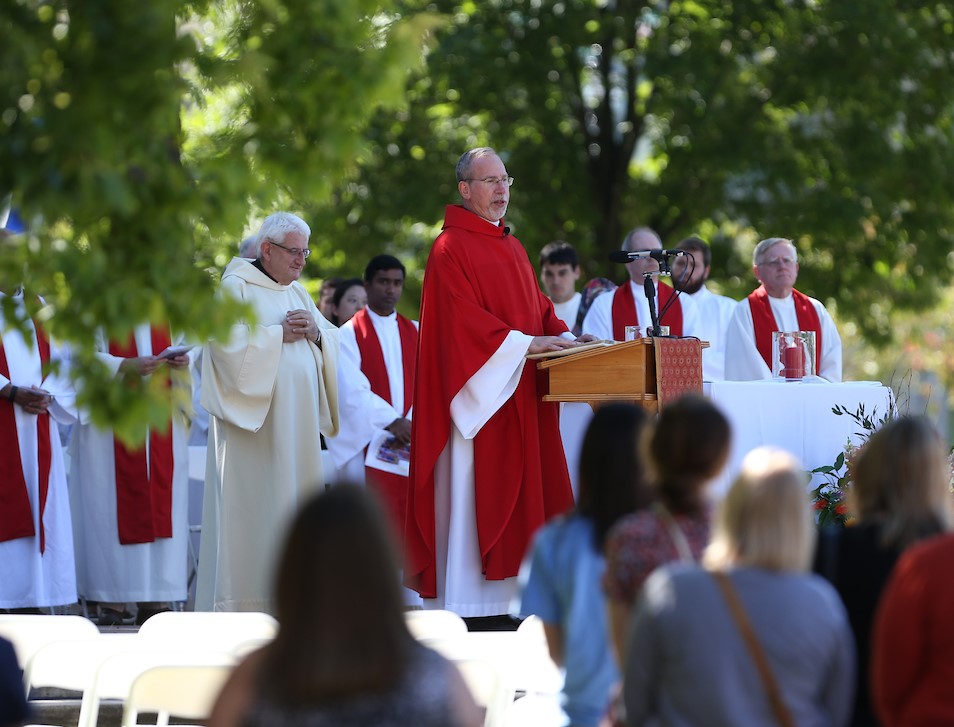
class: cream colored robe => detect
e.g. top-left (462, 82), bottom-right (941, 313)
top-left (196, 258), bottom-right (339, 612)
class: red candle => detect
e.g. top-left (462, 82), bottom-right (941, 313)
top-left (783, 343), bottom-right (806, 380)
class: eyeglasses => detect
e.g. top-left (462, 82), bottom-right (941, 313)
top-left (758, 257), bottom-right (796, 268)
top-left (464, 176), bottom-right (515, 187)
top-left (267, 240), bottom-right (311, 258)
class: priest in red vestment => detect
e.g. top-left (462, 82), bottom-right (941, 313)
top-left (405, 147), bottom-right (589, 618)
top-left (724, 237), bottom-right (842, 381)
top-left (581, 227), bottom-right (700, 341)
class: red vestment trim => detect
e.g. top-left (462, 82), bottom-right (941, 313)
top-left (352, 308), bottom-right (418, 542)
top-left (747, 286), bottom-right (823, 375)
top-left (108, 327), bottom-right (175, 545)
top-left (405, 205), bottom-right (573, 598)
top-left (0, 316), bottom-right (53, 552)
top-left (610, 281), bottom-right (684, 340)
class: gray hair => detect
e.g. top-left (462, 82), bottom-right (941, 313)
top-left (622, 227), bottom-right (662, 251)
top-left (456, 147), bottom-right (498, 183)
top-left (238, 235), bottom-right (259, 258)
top-left (753, 237), bottom-right (796, 266)
top-left (255, 212), bottom-right (311, 259)
top-left (704, 447), bottom-right (815, 573)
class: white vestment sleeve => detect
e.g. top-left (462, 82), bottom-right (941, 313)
top-left (815, 300), bottom-right (843, 382)
top-left (724, 300), bottom-right (772, 380)
top-left (451, 330), bottom-right (532, 440)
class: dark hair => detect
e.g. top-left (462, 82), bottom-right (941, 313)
top-left (649, 394), bottom-right (731, 514)
top-left (539, 241), bottom-right (579, 269)
top-left (676, 236), bottom-right (711, 267)
top-left (259, 485), bottom-right (413, 705)
top-left (330, 277), bottom-right (365, 325)
top-left (320, 276), bottom-right (344, 294)
top-left (364, 254), bottom-right (406, 283)
top-left (577, 403), bottom-right (652, 549)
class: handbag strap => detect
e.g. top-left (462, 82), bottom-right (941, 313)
top-left (711, 571), bottom-right (796, 727)
top-left (652, 502), bottom-right (695, 563)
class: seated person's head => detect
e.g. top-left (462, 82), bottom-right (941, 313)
top-left (577, 402), bottom-right (652, 549)
top-left (538, 241), bottom-right (581, 304)
top-left (704, 447), bottom-right (813, 572)
top-left (648, 395), bottom-right (731, 514)
top-left (331, 277), bottom-right (367, 326)
top-left (265, 485), bottom-right (412, 702)
top-left (850, 416), bottom-right (952, 547)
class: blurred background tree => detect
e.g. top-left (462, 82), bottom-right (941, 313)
top-left (0, 0), bottom-right (436, 440)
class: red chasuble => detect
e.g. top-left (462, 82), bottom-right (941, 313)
top-left (405, 205), bottom-right (575, 599)
top-left (0, 319), bottom-right (52, 553)
top-left (108, 327), bottom-right (175, 545)
top-left (351, 308), bottom-right (418, 542)
top-left (747, 286), bottom-right (823, 375)
top-left (610, 281), bottom-right (685, 340)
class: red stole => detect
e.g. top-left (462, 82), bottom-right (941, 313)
top-left (108, 327), bottom-right (175, 545)
top-left (405, 205), bottom-right (573, 599)
top-left (747, 286), bottom-right (823, 375)
top-left (610, 281), bottom-right (684, 340)
top-left (0, 320), bottom-right (52, 553)
top-left (351, 308), bottom-right (418, 541)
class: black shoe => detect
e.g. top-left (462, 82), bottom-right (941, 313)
top-left (135, 606), bottom-right (172, 626)
top-left (463, 614), bottom-right (523, 632)
top-left (97, 608), bottom-right (128, 627)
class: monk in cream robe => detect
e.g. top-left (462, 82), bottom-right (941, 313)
top-left (197, 213), bottom-right (339, 612)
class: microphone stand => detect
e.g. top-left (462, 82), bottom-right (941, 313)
top-left (643, 273), bottom-right (662, 337)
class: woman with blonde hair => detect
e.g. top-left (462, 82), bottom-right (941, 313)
top-left (623, 447), bottom-right (855, 727)
top-left (814, 415), bottom-right (952, 727)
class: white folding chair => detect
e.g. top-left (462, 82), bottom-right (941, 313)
top-left (121, 663), bottom-right (234, 727)
top-left (404, 609), bottom-right (468, 641)
top-left (0, 615), bottom-right (100, 668)
top-left (78, 649), bottom-right (236, 727)
top-left (453, 657), bottom-right (514, 727)
top-left (137, 611), bottom-right (278, 651)
top-left (23, 634), bottom-right (141, 698)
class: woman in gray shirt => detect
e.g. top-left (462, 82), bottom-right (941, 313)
top-left (623, 447), bottom-right (855, 727)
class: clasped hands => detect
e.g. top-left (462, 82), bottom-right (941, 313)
top-left (282, 309), bottom-right (319, 343)
top-left (119, 352), bottom-right (190, 377)
top-left (6, 385), bottom-right (53, 415)
top-left (528, 333), bottom-right (598, 355)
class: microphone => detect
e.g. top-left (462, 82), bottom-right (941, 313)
top-left (608, 249), bottom-right (687, 263)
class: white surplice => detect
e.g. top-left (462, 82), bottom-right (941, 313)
top-left (724, 292), bottom-right (843, 382)
top-left (325, 310), bottom-right (417, 483)
top-left (581, 279), bottom-right (701, 340)
top-left (551, 292), bottom-right (581, 332)
top-left (688, 285), bottom-right (739, 381)
top-left (68, 325), bottom-right (190, 602)
top-left (0, 292), bottom-right (77, 609)
top-left (196, 258), bottom-right (340, 613)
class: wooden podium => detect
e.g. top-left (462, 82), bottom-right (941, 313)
top-left (534, 338), bottom-right (705, 412)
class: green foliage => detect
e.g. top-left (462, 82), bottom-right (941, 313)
top-left (0, 0), bottom-right (434, 441)
top-left (312, 0), bottom-right (954, 337)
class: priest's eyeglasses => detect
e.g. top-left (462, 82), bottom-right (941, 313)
top-left (465, 176), bottom-right (515, 187)
top-left (267, 240), bottom-right (312, 258)
top-left (758, 256), bottom-right (796, 268)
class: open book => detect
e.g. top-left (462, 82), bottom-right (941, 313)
top-left (525, 340), bottom-right (615, 360)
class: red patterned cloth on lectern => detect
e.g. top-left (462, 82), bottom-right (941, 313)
top-left (654, 338), bottom-right (703, 407)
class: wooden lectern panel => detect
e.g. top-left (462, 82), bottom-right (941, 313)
top-left (536, 339), bottom-right (656, 403)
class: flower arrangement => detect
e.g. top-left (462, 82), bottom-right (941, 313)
top-left (809, 403), bottom-right (891, 528)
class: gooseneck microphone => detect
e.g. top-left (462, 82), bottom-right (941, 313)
top-left (608, 249), bottom-right (687, 263)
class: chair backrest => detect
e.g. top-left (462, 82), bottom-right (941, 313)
top-left (78, 649), bottom-right (236, 727)
top-left (122, 663), bottom-right (234, 727)
top-left (404, 609), bottom-right (468, 641)
top-left (453, 657), bottom-right (514, 727)
top-left (0, 615), bottom-right (100, 668)
top-left (137, 611), bottom-right (278, 650)
top-left (23, 634), bottom-right (141, 697)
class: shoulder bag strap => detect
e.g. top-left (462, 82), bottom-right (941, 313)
top-left (652, 502), bottom-right (695, 563)
top-left (711, 571), bottom-right (796, 727)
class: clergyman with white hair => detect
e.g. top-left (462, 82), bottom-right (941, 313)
top-left (197, 212), bottom-right (340, 612)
